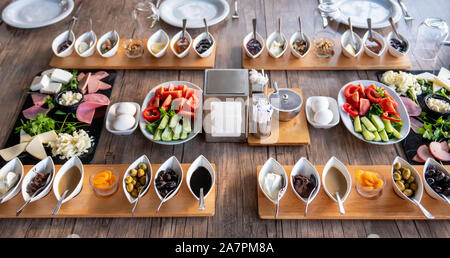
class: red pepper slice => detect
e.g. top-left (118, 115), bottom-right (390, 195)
top-left (344, 84), bottom-right (360, 99)
top-left (382, 112), bottom-right (401, 122)
top-left (343, 103), bottom-right (359, 118)
top-left (143, 107), bottom-right (160, 122)
top-left (148, 95), bottom-right (160, 109)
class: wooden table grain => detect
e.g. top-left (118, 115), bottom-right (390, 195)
top-left (0, 0), bottom-right (449, 238)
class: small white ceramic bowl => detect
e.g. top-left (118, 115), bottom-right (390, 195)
top-left (170, 30), bottom-right (192, 58)
top-left (193, 32), bottom-right (215, 58)
top-left (122, 154), bottom-right (152, 204)
top-left (74, 31), bottom-right (97, 58)
top-left (340, 30), bottom-right (363, 58)
top-left (386, 31), bottom-right (410, 58)
top-left (96, 30), bottom-right (120, 58)
top-left (147, 29), bottom-right (170, 58)
top-left (21, 156), bottom-right (55, 203)
top-left (52, 156), bottom-right (84, 204)
top-left (423, 158), bottom-right (449, 204)
top-left (106, 102), bottom-right (140, 136)
top-left (258, 157), bottom-right (288, 204)
top-left (242, 32), bottom-right (265, 58)
top-left (186, 155), bottom-right (216, 201)
top-left (0, 158), bottom-right (23, 204)
top-left (289, 32), bottom-right (311, 58)
top-left (52, 30), bottom-right (75, 57)
top-left (154, 156), bottom-right (183, 203)
top-left (305, 96), bottom-right (340, 129)
top-left (266, 31), bottom-right (288, 58)
top-left (290, 157), bottom-right (321, 204)
top-left (321, 156), bottom-right (352, 205)
top-left (362, 30), bottom-right (386, 58)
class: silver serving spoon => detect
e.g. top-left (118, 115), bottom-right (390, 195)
top-left (232, 0), bottom-right (239, 19)
top-left (412, 199), bottom-right (435, 219)
top-left (298, 16), bottom-right (305, 42)
top-left (16, 172), bottom-right (53, 216)
top-left (182, 18), bottom-right (187, 41)
top-left (156, 188), bottom-right (176, 213)
top-left (348, 17), bottom-right (358, 52)
top-left (277, 17), bottom-right (282, 41)
top-left (439, 194), bottom-right (450, 204)
top-left (335, 192), bottom-right (345, 215)
top-left (131, 172), bottom-right (151, 216)
top-left (367, 18), bottom-right (373, 40)
top-left (88, 17), bottom-right (94, 47)
top-left (304, 177), bottom-right (317, 216)
top-left (275, 188), bottom-right (284, 219)
top-left (252, 18), bottom-right (257, 40)
top-left (198, 187), bottom-right (205, 210)
top-left (203, 18), bottom-right (212, 45)
top-left (52, 189), bottom-right (69, 215)
top-left (389, 17), bottom-right (405, 44)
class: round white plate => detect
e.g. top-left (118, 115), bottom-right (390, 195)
top-left (159, 0), bottom-right (230, 29)
top-left (139, 81), bottom-right (203, 145)
top-left (329, 0), bottom-right (402, 29)
top-left (337, 80), bottom-right (410, 145)
top-left (2, 0), bottom-right (74, 29)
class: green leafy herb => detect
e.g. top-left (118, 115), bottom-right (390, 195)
top-left (368, 103), bottom-right (384, 117)
top-left (15, 113), bottom-right (56, 136)
top-left (44, 97), bottom-right (55, 110)
top-left (61, 69), bottom-right (79, 91)
top-left (417, 115), bottom-right (450, 142)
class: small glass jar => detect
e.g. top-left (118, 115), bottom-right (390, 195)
top-left (89, 169), bottom-right (119, 197)
top-left (355, 172), bottom-right (385, 199)
top-left (313, 1), bottom-right (340, 58)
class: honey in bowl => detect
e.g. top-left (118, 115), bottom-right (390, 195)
top-left (365, 37), bottom-right (382, 54)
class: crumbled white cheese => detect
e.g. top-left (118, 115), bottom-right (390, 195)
top-left (58, 91), bottom-right (82, 106)
top-left (426, 97), bottom-right (450, 113)
top-left (49, 130), bottom-right (92, 160)
top-left (381, 70), bottom-right (426, 97)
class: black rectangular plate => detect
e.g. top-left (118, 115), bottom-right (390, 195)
top-left (0, 70), bottom-right (117, 166)
top-left (376, 70), bottom-right (449, 165)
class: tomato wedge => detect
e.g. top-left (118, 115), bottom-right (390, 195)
top-left (379, 98), bottom-right (398, 116)
top-left (343, 103), bottom-right (359, 118)
top-left (357, 83), bottom-right (365, 97)
top-left (162, 90), bottom-right (183, 100)
top-left (346, 91), bottom-right (360, 109)
top-left (155, 86), bottom-right (165, 97)
top-left (359, 98), bottom-right (370, 116)
top-left (148, 95), bottom-right (160, 109)
top-left (365, 87), bottom-right (383, 103)
top-left (161, 94), bottom-right (172, 110)
top-left (185, 88), bottom-right (198, 100)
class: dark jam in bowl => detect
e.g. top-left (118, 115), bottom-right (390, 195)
top-left (246, 38), bottom-right (263, 56)
top-left (57, 40), bottom-right (73, 54)
top-left (365, 37), bottom-right (382, 54)
top-left (196, 39), bottom-right (212, 54)
top-left (390, 38), bottom-right (407, 53)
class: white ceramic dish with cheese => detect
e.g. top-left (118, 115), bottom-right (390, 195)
top-left (21, 156), bottom-right (55, 203)
top-left (52, 156), bottom-right (84, 204)
top-left (147, 29), bottom-right (170, 58)
top-left (305, 96), bottom-right (340, 129)
top-left (106, 102), bottom-right (140, 136)
top-left (0, 158), bottom-right (24, 204)
top-left (75, 31), bottom-right (97, 58)
top-left (258, 157), bottom-right (287, 205)
top-left (266, 31), bottom-right (288, 58)
top-left (340, 30), bottom-right (363, 58)
top-left (52, 30), bottom-right (75, 57)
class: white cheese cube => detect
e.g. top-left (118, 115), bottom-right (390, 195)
top-left (40, 82), bottom-right (62, 94)
top-left (41, 68), bottom-right (55, 77)
top-left (50, 69), bottom-right (72, 84)
top-left (30, 75), bottom-right (50, 91)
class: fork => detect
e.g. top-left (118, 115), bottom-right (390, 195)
top-left (397, 0), bottom-right (413, 21)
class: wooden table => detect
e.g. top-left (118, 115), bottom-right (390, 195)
top-left (0, 0), bottom-right (448, 238)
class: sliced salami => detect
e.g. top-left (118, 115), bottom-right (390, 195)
top-left (31, 93), bottom-right (50, 106)
top-left (412, 154), bottom-right (425, 163)
top-left (417, 144), bottom-right (434, 161)
top-left (429, 141), bottom-right (450, 162)
top-left (77, 72), bottom-right (86, 82)
top-left (22, 105), bottom-right (50, 119)
top-left (78, 72), bottom-right (91, 94)
top-left (76, 102), bottom-right (97, 124)
top-left (92, 71), bottom-right (109, 81)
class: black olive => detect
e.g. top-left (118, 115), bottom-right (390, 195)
top-left (434, 186), bottom-right (443, 193)
top-left (443, 187), bottom-right (450, 196)
top-left (163, 173), bottom-right (171, 181)
top-left (427, 177), bottom-right (435, 186)
top-left (168, 182), bottom-right (177, 189)
top-left (435, 171), bottom-right (445, 182)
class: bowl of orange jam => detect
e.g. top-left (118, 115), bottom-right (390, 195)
top-left (355, 170), bottom-right (385, 198)
top-left (89, 169), bottom-right (119, 197)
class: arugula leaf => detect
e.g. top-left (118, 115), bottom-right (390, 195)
top-left (368, 104), bottom-right (384, 117)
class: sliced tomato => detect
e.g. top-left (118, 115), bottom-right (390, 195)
top-left (177, 84), bottom-right (188, 96)
top-left (344, 84), bottom-right (360, 99)
top-left (185, 88), bottom-right (198, 100)
top-left (346, 91), bottom-right (360, 109)
top-left (178, 110), bottom-right (195, 119)
top-left (148, 95), bottom-right (160, 109)
top-left (365, 88), bottom-right (383, 103)
top-left (162, 90), bottom-right (183, 100)
top-left (343, 103), bottom-right (359, 118)
top-left (161, 94), bottom-right (172, 111)
top-left (171, 97), bottom-right (187, 111)
top-left (357, 83), bottom-right (365, 97)
top-left (155, 86), bottom-right (165, 97)
top-left (186, 94), bottom-right (200, 111)
top-left (384, 92), bottom-right (398, 107)
top-left (379, 98), bottom-right (398, 116)
top-left (359, 98), bottom-right (370, 116)
top-left (168, 84), bottom-right (175, 91)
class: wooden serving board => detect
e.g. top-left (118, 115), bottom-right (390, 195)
top-left (248, 89), bottom-right (310, 146)
top-left (50, 39), bottom-right (215, 70)
top-left (242, 39), bottom-right (412, 71)
top-left (257, 165), bottom-right (450, 220)
top-left (0, 164), bottom-right (215, 218)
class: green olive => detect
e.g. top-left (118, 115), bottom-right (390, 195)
top-left (402, 169), bottom-right (411, 180)
top-left (139, 176), bottom-right (146, 185)
top-left (131, 179), bottom-right (137, 186)
top-left (129, 169), bottom-right (138, 177)
top-left (137, 186), bottom-right (143, 192)
top-left (125, 176), bottom-right (133, 184)
top-left (126, 183), bottom-right (134, 193)
top-left (394, 162), bottom-right (401, 170)
top-left (410, 183), bottom-right (417, 191)
top-left (407, 176), bottom-right (415, 184)
top-left (396, 181), bottom-right (405, 191)
top-left (138, 163), bottom-right (148, 171)
top-left (393, 172), bottom-right (402, 181)
top-left (135, 182), bottom-right (141, 188)
top-left (404, 183), bottom-right (410, 189)
top-left (131, 189), bottom-right (139, 198)
top-left (403, 189), bottom-right (413, 197)
top-left (137, 169), bottom-right (145, 178)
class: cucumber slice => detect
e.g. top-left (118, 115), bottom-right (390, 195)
top-left (370, 115), bottom-right (385, 132)
top-left (180, 130), bottom-right (188, 140)
top-left (172, 123), bottom-right (182, 140)
top-left (361, 117), bottom-right (377, 132)
top-left (157, 115), bottom-right (169, 130)
top-left (169, 114), bottom-right (181, 128)
top-left (353, 116), bottom-right (362, 133)
top-left (391, 127), bottom-right (403, 139)
top-left (373, 130), bottom-right (381, 142)
top-left (153, 129), bottom-right (162, 141)
top-left (161, 126), bottom-right (173, 141)
top-left (182, 117), bottom-right (192, 133)
top-left (379, 129), bottom-right (389, 142)
top-left (383, 118), bottom-right (394, 133)
top-left (361, 124), bottom-right (376, 141)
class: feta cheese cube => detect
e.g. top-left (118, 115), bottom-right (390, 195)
top-left (40, 82), bottom-right (62, 94)
top-left (41, 68), bottom-right (55, 77)
top-left (30, 75), bottom-right (50, 91)
top-left (50, 69), bottom-right (72, 84)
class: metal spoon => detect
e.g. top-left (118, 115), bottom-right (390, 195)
top-left (277, 17), bottom-right (282, 40)
top-left (252, 18), bottom-right (257, 40)
top-left (367, 18), bottom-right (373, 39)
top-left (412, 199), bottom-right (435, 219)
top-left (88, 17), bottom-right (94, 47)
top-left (304, 176), bottom-right (317, 216)
top-left (439, 194), bottom-right (450, 204)
top-left (16, 172), bottom-right (53, 216)
top-left (131, 173), bottom-right (151, 216)
top-left (275, 187), bottom-right (284, 219)
top-left (198, 187), bottom-right (205, 210)
top-left (335, 192), bottom-right (345, 215)
top-left (298, 16), bottom-right (305, 42)
top-left (348, 17), bottom-right (357, 52)
top-left (52, 189), bottom-right (69, 215)
top-left (182, 18), bottom-right (187, 41)
top-left (156, 188), bottom-right (176, 213)
top-left (389, 17), bottom-right (404, 43)
top-left (232, 0), bottom-right (239, 19)
top-left (203, 18), bottom-right (212, 45)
